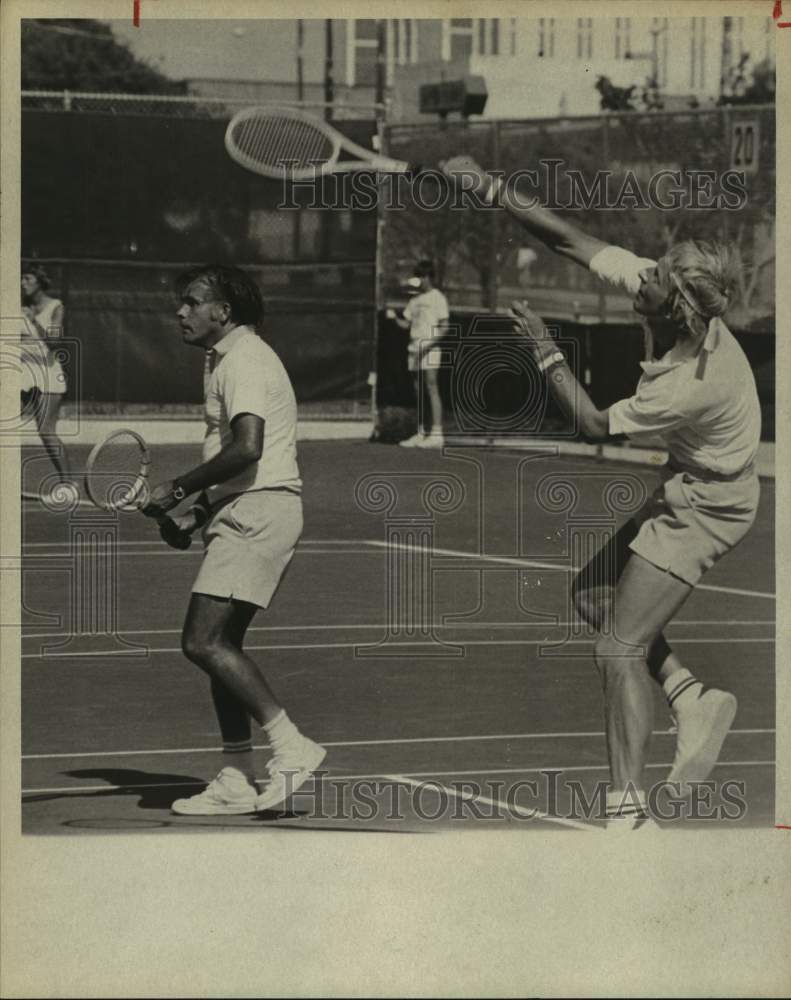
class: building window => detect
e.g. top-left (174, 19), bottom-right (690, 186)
top-left (389, 19), bottom-right (417, 65)
top-left (576, 17), bottom-right (593, 59)
top-left (538, 18), bottom-right (555, 58)
top-left (690, 17), bottom-right (706, 88)
top-left (447, 18), bottom-right (474, 61)
top-left (652, 16), bottom-right (669, 86)
top-left (477, 18), bottom-right (500, 55)
top-left (386, 19), bottom-right (418, 85)
top-left (348, 19), bottom-right (379, 87)
top-left (615, 17), bottom-right (631, 59)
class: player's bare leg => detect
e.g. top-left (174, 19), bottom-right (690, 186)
top-left (182, 593), bottom-right (282, 725)
top-left (573, 523), bottom-right (738, 807)
top-left (208, 600), bottom-right (258, 786)
top-left (175, 593), bottom-right (325, 815)
top-left (35, 392), bottom-right (73, 485)
top-left (591, 553), bottom-right (692, 826)
top-left (418, 368), bottom-right (444, 446)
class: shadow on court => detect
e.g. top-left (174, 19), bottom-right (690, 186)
top-left (29, 767), bottom-right (207, 809)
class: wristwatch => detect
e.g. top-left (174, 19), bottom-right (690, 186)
top-left (537, 350), bottom-right (565, 374)
top-left (171, 483), bottom-right (186, 502)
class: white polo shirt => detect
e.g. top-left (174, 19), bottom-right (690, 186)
top-left (203, 325), bottom-right (301, 503)
top-left (589, 245), bottom-right (761, 476)
top-left (403, 288), bottom-right (449, 344)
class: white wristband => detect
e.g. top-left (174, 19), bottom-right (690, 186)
top-left (537, 350), bottom-right (565, 374)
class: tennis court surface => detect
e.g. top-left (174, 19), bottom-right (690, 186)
top-left (20, 439), bottom-right (775, 834)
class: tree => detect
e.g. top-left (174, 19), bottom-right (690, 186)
top-left (595, 76), bottom-right (637, 112)
top-left (719, 54), bottom-right (776, 106)
top-left (22, 19), bottom-right (186, 93)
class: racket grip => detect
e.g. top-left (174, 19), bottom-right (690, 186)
top-left (158, 515), bottom-right (192, 550)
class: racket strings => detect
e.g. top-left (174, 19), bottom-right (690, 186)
top-left (85, 433), bottom-right (148, 511)
top-left (232, 114), bottom-right (335, 173)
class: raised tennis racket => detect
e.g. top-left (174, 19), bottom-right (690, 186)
top-left (84, 429), bottom-right (193, 550)
top-left (224, 106), bottom-right (419, 181)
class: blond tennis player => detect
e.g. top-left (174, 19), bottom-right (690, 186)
top-left (442, 157), bottom-right (761, 830)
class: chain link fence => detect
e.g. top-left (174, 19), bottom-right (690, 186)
top-left (22, 91), bottom-right (381, 414)
top-left (382, 105), bottom-right (775, 332)
top-left (377, 105), bottom-right (774, 440)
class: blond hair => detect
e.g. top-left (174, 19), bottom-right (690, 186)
top-left (665, 240), bottom-right (736, 338)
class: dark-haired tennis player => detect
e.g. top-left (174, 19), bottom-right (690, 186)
top-left (143, 264), bottom-right (325, 815)
top-left (442, 157), bottom-right (761, 830)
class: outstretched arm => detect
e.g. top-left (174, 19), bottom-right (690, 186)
top-left (511, 300), bottom-right (610, 442)
top-left (440, 156), bottom-right (609, 269)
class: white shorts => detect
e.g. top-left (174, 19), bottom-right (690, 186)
top-left (192, 490), bottom-right (303, 609)
top-left (630, 468), bottom-right (760, 586)
top-left (18, 351), bottom-right (67, 395)
top-left (407, 342), bottom-right (442, 372)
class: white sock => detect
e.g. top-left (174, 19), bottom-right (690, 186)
top-left (606, 787), bottom-right (648, 821)
top-left (263, 710), bottom-right (301, 752)
top-left (663, 668), bottom-right (703, 712)
top-left (222, 739), bottom-right (256, 783)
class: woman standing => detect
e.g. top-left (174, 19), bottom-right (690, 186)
top-left (20, 264), bottom-right (73, 486)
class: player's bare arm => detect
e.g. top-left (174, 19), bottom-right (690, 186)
top-left (145, 412), bottom-right (264, 518)
top-left (511, 299), bottom-right (609, 441)
top-left (440, 154), bottom-right (608, 268)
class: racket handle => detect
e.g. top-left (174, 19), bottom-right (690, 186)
top-left (158, 515), bottom-right (192, 550)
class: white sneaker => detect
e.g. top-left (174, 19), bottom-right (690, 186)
top-left (171, 767), bottom-right (258, 815)
top-left (399, 432), bottom-right (426, 448)
top-left (255, 736), bottom-right (326, 812)
top-left (416, 431), bottom-right (445, 448)
top-left (667, 688), bottom-right (737, 786)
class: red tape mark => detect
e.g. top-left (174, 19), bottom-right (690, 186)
top-left (773, 0), bottom-right (791, 25)
top-left (775, 825), bottom-right (791, 830)
top-left (133, 0), bottom-right (157, 26)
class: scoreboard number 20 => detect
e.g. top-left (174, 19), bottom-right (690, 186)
top-left (730, 119), bottom-right (759, 175)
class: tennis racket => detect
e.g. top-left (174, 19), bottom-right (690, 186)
top-left (224, 106), bottom-right (419, 181)
top-left (84, 429), bottom-right (193, 550)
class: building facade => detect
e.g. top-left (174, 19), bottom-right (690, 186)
top-left (124, 16), bottom-right (778, 120)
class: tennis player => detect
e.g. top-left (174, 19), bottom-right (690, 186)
top-left (143, 264), bottom-right (325, 816)
top-left (20, 264), bottom-right (73, 487)
top-left (391, 259), bottom-right (449, 448)
top-left (441, 157), bottom-right (761, 829)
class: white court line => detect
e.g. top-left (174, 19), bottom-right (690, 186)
top-left (21, 539), bottom-right (371, 548)
top-left (369, 541), bottom-right (776, 601)
top-left (20, 635), bottom-right (776, 660)
top-left (20, 760), bottom-right (776, 798)
top-left (384, 774), bottom-right (594, 832)
top-left (20, 619), bottom-right (775, 642)
top-left (20, 548), bottom-right (372, 559)
top-left (20, 728), bottom-right (777, 761)
top-left (20, 536), bottom-right (777, 601)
